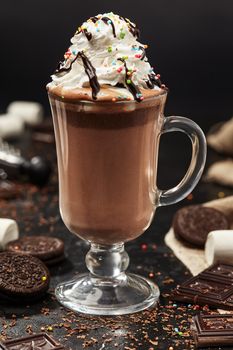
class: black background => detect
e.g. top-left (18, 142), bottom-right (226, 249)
top-left (0, 0), bottom-right (233, 130)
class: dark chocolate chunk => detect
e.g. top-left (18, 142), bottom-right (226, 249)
top-left (191, 313), bottom-right (233, 348)
top-left (6, 236), bottom-right (64, 265)
top-left (0, 333), bottom-right (65, 349)
top-left (0, 252), bottom-right (50, 301)
top-left (202, 263), bottom-right (233, 283)
top-left (173, 205), bottom-right (229, 247)
top-left (170, 263), bottom-right (233, 309)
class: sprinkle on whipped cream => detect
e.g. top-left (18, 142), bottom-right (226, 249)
top-left (50, 12), bottom-right (165, 102)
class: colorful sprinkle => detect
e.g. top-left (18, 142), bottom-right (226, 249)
top-left (120, 32), bottom-right (126, 39)
top-left (186, 193), bottom-right (193, 201)
top-left (108, 46), bottom-right (113, 53)
top-left (141, 243), bottom-right (148, 251)
top-left (42, 276), bottom-right (47, 281)
top-left (126, 79), bottom-right (131, 84)
top-left (47, 326), bottom-right (53, 332)
top-left (135, 54), bottom-right (141, 58)
top-left (117, 67), bottom-right (123, 73)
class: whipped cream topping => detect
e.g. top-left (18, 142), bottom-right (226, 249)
top-left (50, 12), bottom-right (164, 102)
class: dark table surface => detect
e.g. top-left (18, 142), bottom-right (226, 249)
top-left (0, 119), bottom-right (232, 350)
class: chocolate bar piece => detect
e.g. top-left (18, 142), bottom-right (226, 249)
top-left (171, 263), bottom-right (233, 309)
top-left (191, 314), bottom-right (233, 348)
top-left (0, 333), bottom-right (65, 350)
top-left (202, 263), bottom-right (233, 282)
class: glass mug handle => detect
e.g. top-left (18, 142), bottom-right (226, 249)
top-left (158, 116), bottom-right (207, 207)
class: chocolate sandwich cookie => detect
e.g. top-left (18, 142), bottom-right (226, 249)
top-left (6, 235), bottom-right (65, 266)
top-left (0, 252), bottom-right (50, 301)
top-left (173, 205), bottom-right (229, 247)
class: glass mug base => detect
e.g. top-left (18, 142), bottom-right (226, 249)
top-left (55, 272), bottom-right (159, 316)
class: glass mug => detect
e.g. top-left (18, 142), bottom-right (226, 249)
top-left (48, 90), bottom-right (206, 315)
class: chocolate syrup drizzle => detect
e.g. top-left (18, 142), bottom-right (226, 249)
top-left (76, 27), bottom-right (92, 41)
top-left (78, 51), bottom-right (100, 99)
top-left (120, 17), bottom-right (140, 39)
top-left (55, 54), bottom-right (79, 74)
top-left (55, 52), bottom-right (100, 99)
top-left (90, 16), bottom-right (99, 23)
top-left (139, 46), bottom-right (146, 60)
top-left (101, 17), bottom-right (116, 38)
top-left (118, 58), bottom-right (142, 102)
top-left (83, 28), bottom-right (92, 41)
top-left (146, 74), bottom-right (162, 89)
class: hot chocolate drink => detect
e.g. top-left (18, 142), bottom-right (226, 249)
top-left (48, 12), bottom-right (166, 244)
top-left (49, 91), bottom-right (166, 244)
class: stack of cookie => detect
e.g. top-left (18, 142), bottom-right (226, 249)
top-left (0, 230), bottom-right (65, 302)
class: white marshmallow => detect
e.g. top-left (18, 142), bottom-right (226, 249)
top-left (205, 230), bottom-right (233, 265)
top-left (0, 114), bottom-right (25, 139)
top-left (7, 101), bottom-right (43, 126)
top-left (0, 218), bottom-right (19, 250)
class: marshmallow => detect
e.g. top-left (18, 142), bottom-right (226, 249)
top-left (0, 114), bottom-right (25, 139)
top-left (7, 101), bottom-right (43, 126)
top-left (0, 218), bottom-right (19, 250)
top-left (207, 118), bottom-right (233, 156)
top-left (205, 230), bottom-right (233, 265)
top-left (205, 159), bottom-right (233, 187)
